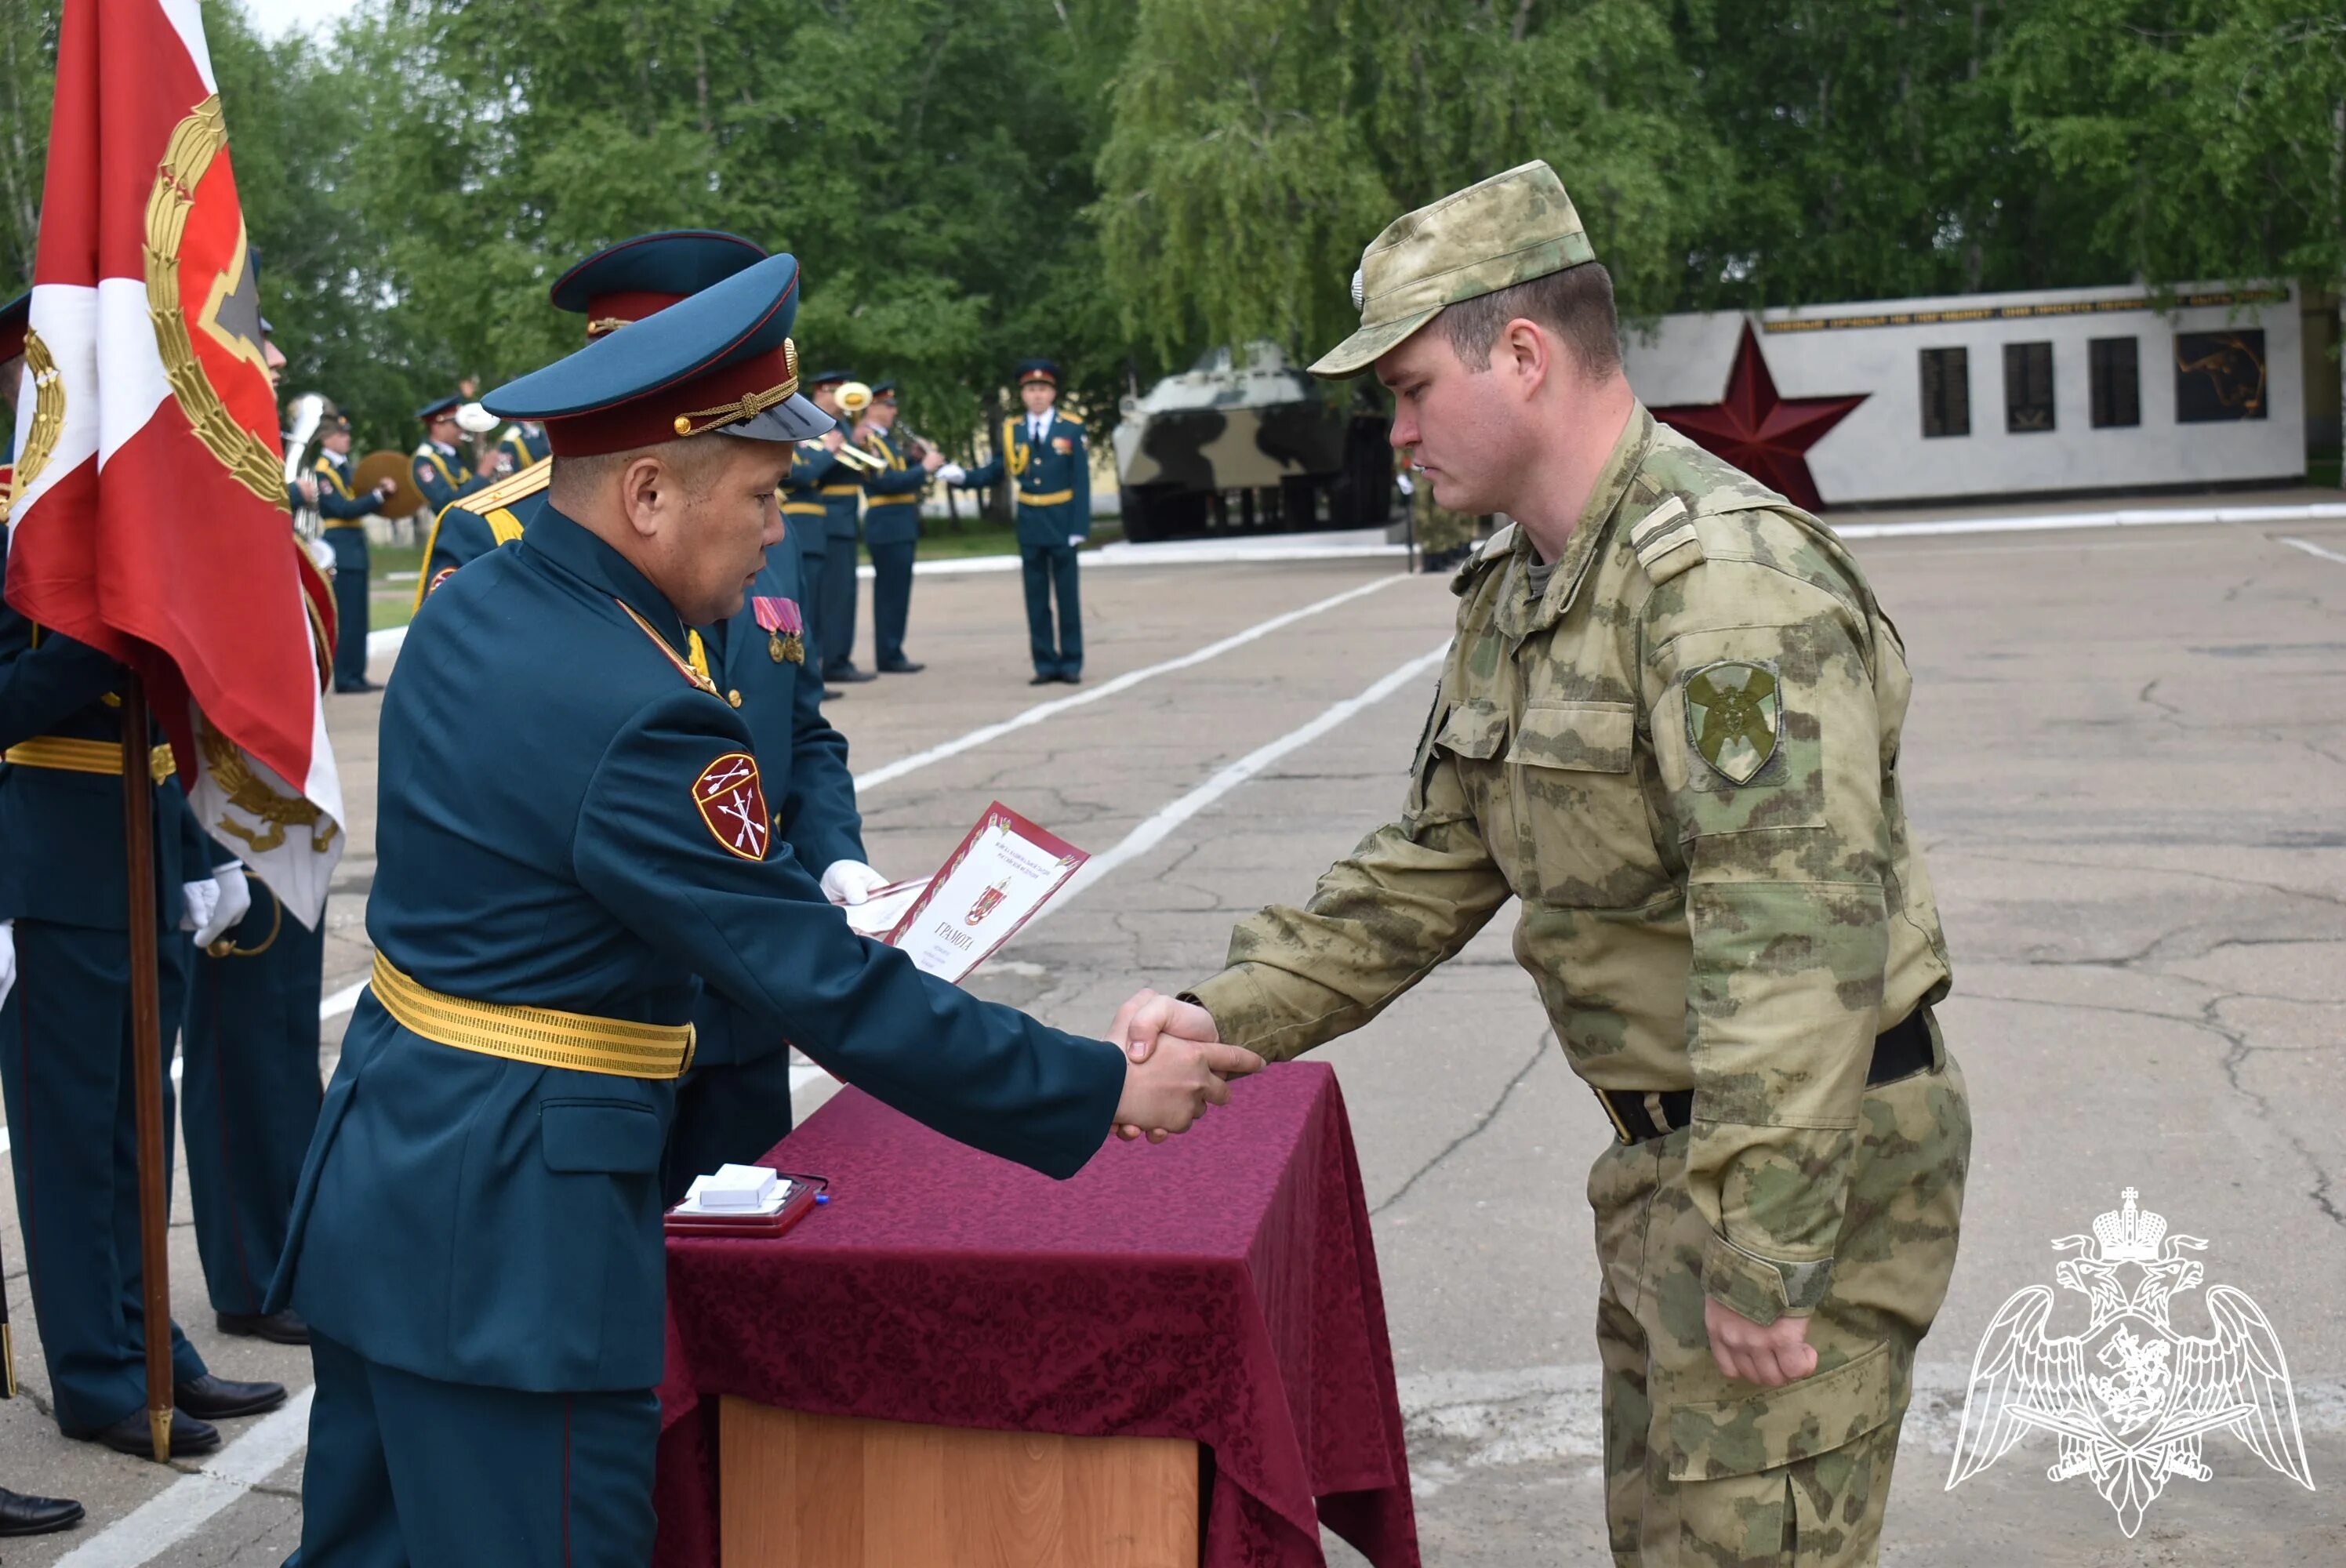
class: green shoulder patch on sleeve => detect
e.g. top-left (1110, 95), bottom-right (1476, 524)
top-left (1683, 659), bottom-right (1781, 784)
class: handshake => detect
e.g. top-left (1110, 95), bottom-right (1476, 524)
top-left (1104, 989), bottom-right (1255, 1145)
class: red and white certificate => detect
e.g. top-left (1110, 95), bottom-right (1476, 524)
top-left (873, 803), bottom-right (1088, 984)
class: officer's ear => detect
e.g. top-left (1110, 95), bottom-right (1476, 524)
top-left (617, 452), bottom-right (678, 539)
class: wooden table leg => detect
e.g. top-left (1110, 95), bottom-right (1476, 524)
top-left (718, 1398), bottom-right (1201, 1568)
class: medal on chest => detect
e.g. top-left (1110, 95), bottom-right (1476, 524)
top-left (753, 595), bottom-right (806, 664)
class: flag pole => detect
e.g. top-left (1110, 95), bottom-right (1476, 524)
top-left (118, 671), bottom-right (176, 1461)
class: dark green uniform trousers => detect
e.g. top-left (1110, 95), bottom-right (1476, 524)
top-left (183, 888), bottom-right (326, 1316)
top-left (325, 529), bottom-right (370, 691)
top-left (0, 921), bottom-right (209, 1433)
top-left (1019, 543), bottom-right (1081, 679)
top-left (296, 1330), bottom-right (659, 1567)
top-left (868, 538), bottom-right (917, 667)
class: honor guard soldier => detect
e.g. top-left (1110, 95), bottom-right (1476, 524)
top-left (410, 395), bottom-right (489, 523)
top-left (853, 379), bottom-right (943, 673)
top-left (417, 231), bottom-right (768, 606)
top-left (1119, 163), bottom-right (1970, 1566)
top-left (313, 415), bottom-right (396, 691)
top-left (269, 252), bottom-right (1258, 1566)
top-left (939, 358), bottom-right (1089, 684)
top-left (786, 368), bottom-right (871, 688)
top-left (0, 368), bottom-right (289, 1453)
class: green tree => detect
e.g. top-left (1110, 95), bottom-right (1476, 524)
top-left (1097, 0), bottom-right (1724, 368)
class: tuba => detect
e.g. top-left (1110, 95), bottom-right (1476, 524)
top-left (281, 391), bottom-right (329, 544)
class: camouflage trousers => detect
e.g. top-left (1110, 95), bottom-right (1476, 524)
top-left (1588, 1049), bottom-right (1970, 1566)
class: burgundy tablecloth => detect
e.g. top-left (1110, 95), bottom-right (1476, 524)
top-left (652, 1061), bottom-right (1418, 1568)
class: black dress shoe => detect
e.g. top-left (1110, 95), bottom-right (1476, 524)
top-left (174, 1373), bottom-right (288, 1421)
top-left (75, 1407), bottom-right (220, 1459)
top-left (876, 659), bottom-right (925, 673)
top-left (334, 679), bottom-right (380, 695)
top-left (1029, 673), bottom-right (1057, 685)
top-left (1057, 670), bottom-right (1082, 684)
top-left (827, 663), bottom-right (878, 684)
top-left (0, 1486), bottom-right (84, 1536)
top-left (822, 686), bottom-right (844, 700)
top-left (217, 1308), bottom-right (310, 1345)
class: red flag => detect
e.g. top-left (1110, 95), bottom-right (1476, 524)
top-left (4, 0), bottom-right (343, 925)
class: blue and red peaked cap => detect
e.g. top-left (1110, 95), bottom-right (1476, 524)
top-left (0, 291), bottom-right (30, 365)
top-left (484, 252), bottom-right (833, 458)
top-left (548, 230), bottom-right (768, 339)
top-left (1017, 358), bottom-right (1059, 386)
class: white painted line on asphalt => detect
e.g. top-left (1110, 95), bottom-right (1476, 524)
top-left (53, 1385), bottom-right (314, 1568)
top-left (363, 623), bottom-right (406, 660)
top-left (2279, 535), bottom-right (2346, 566)
top-left (1836, 499), bottom-right (2346, 540)
top-left (321, 976), bottom-right (366, 1022)
top-left (1051, 641), bottom-right (1450, 910)
top-left (852, 573), bottom-right (1409, 793)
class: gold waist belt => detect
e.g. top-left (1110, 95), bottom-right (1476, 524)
top-left (818, 485), bottom-right (862, 497)
top-left (4, 736), bottom-right (176, 786)
top-left (1019, 488), bottom-right (1075, 507)
top-left (781, 502), bottom-right (827, 516)
top-left (369, 953), bottom-right (695, 1079)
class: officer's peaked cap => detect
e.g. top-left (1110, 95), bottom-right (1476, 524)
top-left (550, 230), bottom-right (768, 339)
top-left (416, 394), bottom-right (461, 421)
top-left (1016, 358), bottom-right (1059, 386)
top-left (806, 368), bottom-right (852, 387)
top-left (484, 252), bottom-right (833, 456)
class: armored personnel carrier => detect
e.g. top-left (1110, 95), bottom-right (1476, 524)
top-left (1111, 343), bottom-right (1393, 543)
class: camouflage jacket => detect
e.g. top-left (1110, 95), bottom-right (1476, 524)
top-left (1187, 406), bottom-right (1953, 1323)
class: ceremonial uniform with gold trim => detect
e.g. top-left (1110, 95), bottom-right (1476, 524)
top-left (857, 418), bottom-right (928, 670)
top-left (499, 421), bottom-right (550, 471)
top-left (409, 438), bottom-right (486, 520)
top-left (0, 543), bottom-right (224, 1438)
top-left (271, 256), bottom-right (1127, 1568)
top-left (416, 462), bottom-right (546, 608)
top-left (663, 521), bottom-right (860, 1202)
top-left (313, 445), bottom-right (378, 691)
top-left (945, 375), bottom-right (1089, 681)
top-left (780, 434), bottom-right (848, 673)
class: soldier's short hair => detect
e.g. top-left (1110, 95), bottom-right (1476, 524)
top-left (1437, 261), bottom-right (1620, 382)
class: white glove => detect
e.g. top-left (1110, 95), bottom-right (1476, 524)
top-left (819, 859), bottom-right (892, 906)
top-left (180, 878), bottom-right (220, 939)
top-left (306, 535), bottom-right (338, 575)
top-left (1069, 534), bottom-right (1086, 548)
top-left (0, 920), bottom-right (15, 1014)
top-left (937, 462), bottom-right (967, 485)
top-left (198, 864), bottom-right (252, 947)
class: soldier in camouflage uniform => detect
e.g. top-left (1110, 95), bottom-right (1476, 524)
top-left (1115, 162), bottom-right (1970, 1566)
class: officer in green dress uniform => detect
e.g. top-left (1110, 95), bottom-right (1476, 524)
top-left (268, 252), bottom-right (1258, 1566)
top-left (417, 233), bottom-right (768, 608)
top-left (939, 358), bottom-right (1090, 684)
top-left (409, 396), bottom-right (489, 522)
top-left (853, 379), bottom-right (943, 673)
top-left (312, 416), bottom-right (396, 692)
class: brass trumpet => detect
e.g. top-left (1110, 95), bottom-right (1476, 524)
top-left (804, 379), bottom-right (886, 471)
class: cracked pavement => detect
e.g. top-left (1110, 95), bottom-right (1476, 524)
top-left (1, 514), bottom-right (2341, 1563)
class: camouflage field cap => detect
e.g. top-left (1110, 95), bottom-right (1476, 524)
top-left (1310, 160), bottom-right (1596, 379)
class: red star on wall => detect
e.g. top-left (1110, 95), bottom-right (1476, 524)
top-left (1650, 322), bottom-right (1865, 512)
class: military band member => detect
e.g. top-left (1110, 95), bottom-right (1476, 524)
top-left (1120, 163), bottom-right (1970, 1566)
top-left (417, 232), bottom-right (768, 608)
top-left (313, 416), bottom-right (396, 692)
top-left (269, 253), bottom-right (1257, 1566)
top-left (790, 369), bottom-right (873, 686)
top-left (939, 358), bottom-right (1089, 684)
top-left (410, 397), bottom-right (489, 522)
top-left (498, 419), bottom-right (550, 472)
top-left (854, 379), bottom-right (943, 673)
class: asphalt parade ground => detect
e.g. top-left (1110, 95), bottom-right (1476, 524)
top-left (0, 499), bottom-right (2341, 1566)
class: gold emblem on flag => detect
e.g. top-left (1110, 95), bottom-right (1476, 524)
top-left (143, 96), bottom-right (284, 507)
top-left (199, 717), bottom-right (338, 855)
top-left (5, 328), bottom-right (65, 521)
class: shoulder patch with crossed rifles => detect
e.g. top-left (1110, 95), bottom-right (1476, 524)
top-left (1683, 659), bottom-right (1781, 784)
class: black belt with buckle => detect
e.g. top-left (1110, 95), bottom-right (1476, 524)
top-left (1596, 1007), bottom-right (1935, 1145)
